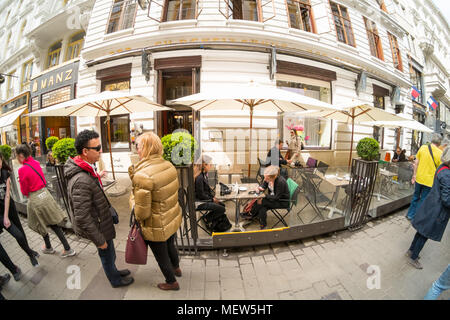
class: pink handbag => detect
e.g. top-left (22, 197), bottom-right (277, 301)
top-left (125, 210), bottom-right (148, 265)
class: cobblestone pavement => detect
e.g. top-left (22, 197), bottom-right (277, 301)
top-left (0, 207), bottom-right (449, 300)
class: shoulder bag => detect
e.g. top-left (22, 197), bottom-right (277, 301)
top-left (125, 208), bottom-right (148, 265)
top-left (427, 144), bottom-right (438, 169)
top-left (24, 163), bottom-right (47, 187)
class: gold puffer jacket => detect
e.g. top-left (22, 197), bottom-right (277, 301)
top-left (128, 154), bottom-right (181, 242)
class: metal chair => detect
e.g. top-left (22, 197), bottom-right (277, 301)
top-left (269, 182), bottom-right (301, 228)
top-left (297, 172), bottom-right (330, 223)
top-left (183, 185), bottom-right (214, 236)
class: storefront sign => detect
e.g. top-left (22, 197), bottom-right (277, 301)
top-left (1, 92), bottom-right (29, 115)
top-left (30, 61), bottom-right (79, 99)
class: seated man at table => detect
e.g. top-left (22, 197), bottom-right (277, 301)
top-left (245, 166), bottom-right (290, 230)
top-left (194, 155), bottom-right (231, 232)
top-left (392, 147), bottom-right (407, 163)
top-left (266, 140), bottom-right (291, 179)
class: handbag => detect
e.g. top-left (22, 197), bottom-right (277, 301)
top-left (125, 208), bottom-right (148, 265)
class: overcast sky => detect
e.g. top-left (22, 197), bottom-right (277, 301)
top-left (432, 0), bottom-right (450, 27)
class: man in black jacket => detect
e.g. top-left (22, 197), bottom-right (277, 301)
top-left (65, 130), bottom-right (133, 288)
top-left (266, 140), bottom-right (291, 179)
top-left (249, 166), bottom-right (290, 229)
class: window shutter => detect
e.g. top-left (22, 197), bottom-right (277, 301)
top-left (310, 0), bottom-right (331, 34)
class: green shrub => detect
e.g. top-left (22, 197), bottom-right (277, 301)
top-left (356, 137), bottom-right (380, 161)
top-left (0, 145), bottom-right (12, 161)
top-left (52, 138), bottom-right (77, 164)
top-left (161, 131), bottom-right (198, 165)
top-left (45, 136), bottom-right (59, 151)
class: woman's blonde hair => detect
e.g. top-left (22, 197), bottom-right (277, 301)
top-left (264, 165), bottom-right (279, 178)
top-left (193, 154), bottom-right (213, 180)
top-left (137, 132), bottom-right (163, 158)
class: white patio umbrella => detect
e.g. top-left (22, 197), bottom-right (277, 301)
top-left (307, 101), bottom-right (409, 167)
top-left (173, 83), bottom-right (342, 176)
top-left (28, 90), bottom-right (172, 179)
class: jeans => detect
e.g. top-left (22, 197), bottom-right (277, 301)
top-left (0, 242), bottom-right (17, 275)
top-left (43, 225), bottom-right (71, 251)
top-left (97, 239), bottom-right (121, 286)
top-left (146, 234), bottom-right (179, 284)
top-left (408, 232), bottom-right (428, 260)
top-left (407, 183), bottom-right (431, 220)
top-left (424, 264), bottom-right (450, 300)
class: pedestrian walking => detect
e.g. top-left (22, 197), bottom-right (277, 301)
top-left (407, 134), bottom-right (443, 221)
top-left (406, 146), bottom-right (450, 269)
top-left (0, 241), bottom-right (22, 281)
top-left (65, 130), bottom-right (133, 288)
top-left (424, 264), bottom-right (450, 300)
top-left (0, 154), bottom-right (39, 267)
top-left (15, 144), bottom-right (75, 258)
top-left (129, 132), bottom-right (182, 291)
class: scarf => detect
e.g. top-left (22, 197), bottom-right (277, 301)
top-left (73, 156), bottom-right (103, 187)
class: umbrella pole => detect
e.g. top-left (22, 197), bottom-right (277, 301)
top-left (349, 114), bottom-right (355, 168)
top-left (106, 113), bottom-right (116, 180)
top-left (248, 106), bottom-right (253, 177)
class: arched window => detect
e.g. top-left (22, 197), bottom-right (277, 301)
top-left (65, 31), bottom-right (85, 61)
top-left (47, 41), bottom-right (62, 69)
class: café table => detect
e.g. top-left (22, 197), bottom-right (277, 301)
top-left (317, 172), bottom-right (351, 219)
top-left (215, 183), bottom-right (264, 232)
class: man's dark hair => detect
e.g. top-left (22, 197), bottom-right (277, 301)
top-left (16, 144), bottom-right (31, 158)
top-left (75, 130), bottom-right (100, 155)
top-left (276, 139), bottom-right (283, 145)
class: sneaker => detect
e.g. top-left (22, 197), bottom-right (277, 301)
top-left (408, 258), bottom-right (423, 269)
top-left (29, 255), bottom-right (39, 267)
top-left (405, 250), bottom-right (421, 260)
top-left (42, 247), bottom-right (56, 254)
top-left (0, 274), bottom-right (11, 287)
top-left (13, 267), bottom-right (22, 281)
top-left (118, 269), bottom-right (131, 277)
top-left (31, 250), bottom-right (40, 258)
top-left (61, 249), bottom-right (76, 258)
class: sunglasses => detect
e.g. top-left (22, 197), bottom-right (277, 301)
top-left (85, 145), bottom-right (102, 152)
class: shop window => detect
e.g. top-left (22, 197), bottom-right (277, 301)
top-left (65, 31), bottom-right (85, 61)
top-left (364, 17), bottom-right (384, 60)
top-left (277, 79), bottom-right (332, 149)
top-left (286, 0), bottom-right (314, 32)
top-left (21, 60), bottom-right (33, 92)
top-left (31, 117), bottom-right (42, 157)
top-left (47, 41), bottom-right (62, 69)
top-left (163, 0), bottom-right (196, 21)
top-left (388, 32), bottom-right (403, 71)
top-left (409, 65), bottom-right (423, 104)
top-left (373, 95), bottom-right (385, 110)
top-left (100, 114), bottom-right (131, 151)
top-left (330, 1), bottom-right (355, 47)
top-left (106, 0), bottom-right (137, 34)
top-left (101, 78), bottom-right (130, 92)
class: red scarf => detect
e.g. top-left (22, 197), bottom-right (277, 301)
top-left (73, 156), bottom-right (103, 187)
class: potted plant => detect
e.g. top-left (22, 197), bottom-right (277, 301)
top-left (0, 144), bottom-right (12, 162)
top-left (45, 136), bottom-right (59, 151)
top-left (161, 131), bottom-right (199, 166)
top-left (346, 137), bottom-right (380, 230)
top-left (51, 138), bottom-right (77, 164)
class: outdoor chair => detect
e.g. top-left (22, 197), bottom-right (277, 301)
top-left (207, 170), bottom-right (218, 192)
top-left (297, 172), bottom-right (331, 223)
top-left (183, 185), bottom-right (214, 236)
top-left (256, 157), bottom-right (269, 184)
top-left (305, 161), bottom-right (329, 189)
top-left (269, 178), bottom-right (301, 228)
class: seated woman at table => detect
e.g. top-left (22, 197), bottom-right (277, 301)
top-left (247, 166), bottom-right (290, 230)
top-left (194, 155), bottom-right (231, 232)
top-left (392, 147), bottom-right (407, 163)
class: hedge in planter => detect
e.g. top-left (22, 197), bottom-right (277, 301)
top-left (161, 131), bottom-right (199, 166)
top-left (356, 137), bottom-right (380, 161)
top-left (52, 138), bottom-right (77, 164)
top-left (0, 144), bottom-right (12, 161)
top-left (45, 136), bottom-right (59, 151)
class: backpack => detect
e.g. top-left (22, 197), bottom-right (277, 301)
top-left (202, 210), bottom-right (232, 232)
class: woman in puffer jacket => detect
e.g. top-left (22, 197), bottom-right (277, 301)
top-left (129, 132), bottom-right (182, 291)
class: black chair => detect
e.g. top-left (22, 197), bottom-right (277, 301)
top-left (307, 161), bottom-right (329, 189)
top-left (256, 157), bottom-right (269, 184)
top-left (297, 172), bottom-right (331, 223)
top-left (207, 170), bottom-right (218, 193)
top-left (185, 185), bottom-right (213, 236)
top-left (270, 184), bottom-right (301, 228)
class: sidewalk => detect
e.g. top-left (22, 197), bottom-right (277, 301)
top-left (1, 204), bottom-right (448, 300)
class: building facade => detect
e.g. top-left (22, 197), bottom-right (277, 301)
top-left (0, 0), bottom-right (94, 156)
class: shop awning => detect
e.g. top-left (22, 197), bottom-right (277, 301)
top-left (0, 107), bottom-right (27, 129)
